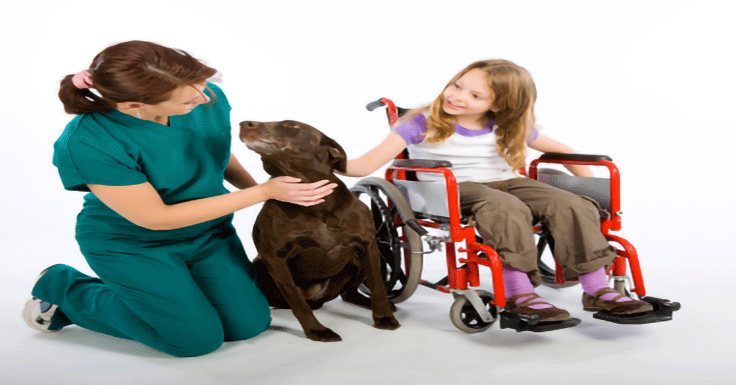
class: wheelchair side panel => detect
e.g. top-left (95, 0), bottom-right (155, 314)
top-left (537, 171), bottom-right (612, 212)
top-left (392, 179), bottom-right (458, 219)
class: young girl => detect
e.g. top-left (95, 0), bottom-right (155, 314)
top-left (345, 59), bottom-right (652, 322)
top-left (22, 40), bottom-right (336, 356)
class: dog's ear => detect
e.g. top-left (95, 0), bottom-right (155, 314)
top-left (320, 134), bottom-right (347, 173)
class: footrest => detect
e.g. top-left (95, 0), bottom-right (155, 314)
top-left (529, 318), bottom-right (582, 332)
top-left (593, 296), bottom-right (681, 325)
top-left (500, 311), bottom-right (581, 332)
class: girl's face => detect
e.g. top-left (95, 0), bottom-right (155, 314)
top-left (442, 68), bottom-right (498, 124)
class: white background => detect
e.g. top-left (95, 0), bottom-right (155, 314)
top-left (1, 1), bottom-right (734, 384)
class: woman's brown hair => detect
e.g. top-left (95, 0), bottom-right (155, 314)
top-left (58, 40), bottom-right (217, 115)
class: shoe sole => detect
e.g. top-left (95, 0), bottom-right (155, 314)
top-left (583, 303), bottom-right (653, 315)
top-left (506, 306), bottom-right (572, 322)
top-left (23, 265), bottom-right (63, 333)
top-left (22, 297), bottom-right (60, 333)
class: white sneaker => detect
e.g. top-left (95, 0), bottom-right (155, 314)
top-left (22, 265), bottom-right (62, 333)
top-left (22, 297), bottom-right (60, 332)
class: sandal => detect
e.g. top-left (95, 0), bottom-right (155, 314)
top-left (505, 293), bottom-right (571, 322)
top-left (583, 288), bottom-right (653, 315)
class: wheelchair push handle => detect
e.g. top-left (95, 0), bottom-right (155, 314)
top-left (366, 98), bottom-right (401, 126)
top-left (366, 98), bottom-right (387, 111)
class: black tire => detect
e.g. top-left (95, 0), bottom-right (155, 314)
top-left (350, 177), bottom-right (423, 303)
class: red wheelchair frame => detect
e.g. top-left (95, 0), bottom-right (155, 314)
top-left (351, 98), bottom-right (679, 332)
top-left (529, 155), bottom-right (640, 294)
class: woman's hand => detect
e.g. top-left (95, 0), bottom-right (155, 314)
top-left (259, 177), bottom-right (337, 206)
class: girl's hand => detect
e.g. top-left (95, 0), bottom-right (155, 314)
top-left (260, 176), bottom-right (337, 206)
top-left (343, 131), bottom-right (408, 177)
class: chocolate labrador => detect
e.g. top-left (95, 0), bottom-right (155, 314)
top-left (239, 120), bottom-right (400, 342)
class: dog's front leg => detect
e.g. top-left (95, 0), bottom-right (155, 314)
top-left (363, 240), bottom-right (401, 331)
top-left (263, 257), bottom-right (342, 342)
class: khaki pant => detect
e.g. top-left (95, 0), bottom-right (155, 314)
top-left (459, 178), bottom-right (615, 285)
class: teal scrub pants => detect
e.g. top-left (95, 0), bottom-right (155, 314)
top-left (31, 222), bottom-right (271, 357)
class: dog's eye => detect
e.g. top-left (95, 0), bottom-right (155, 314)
top-left (288, 123), bottom-right (299, 129)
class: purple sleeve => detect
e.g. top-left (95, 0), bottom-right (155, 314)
top-left (527, 127), bottom-right (540, 144)
top-left (392, 113), bottom-right (428, 145)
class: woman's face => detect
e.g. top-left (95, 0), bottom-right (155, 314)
top-left (149, 83), bottom-right (210, 117)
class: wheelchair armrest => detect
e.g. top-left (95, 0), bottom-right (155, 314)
top-left (391, 159), bottom-right (453, 169)
top-left (539, 153), bottom-right (612, 162)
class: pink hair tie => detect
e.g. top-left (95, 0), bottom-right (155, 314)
top-left (71, 70), bottom-right (93, 89)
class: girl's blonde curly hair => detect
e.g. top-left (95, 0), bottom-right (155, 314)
top-left (401, 59), bottom-right (537, 171)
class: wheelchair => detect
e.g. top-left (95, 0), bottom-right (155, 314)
top-left (349, 98), bottom-right (680, 333)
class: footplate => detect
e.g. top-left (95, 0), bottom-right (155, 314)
top-left (593, 296), bottom-right (681, 324)
top-left (500, 311), bottom-right (581, 332)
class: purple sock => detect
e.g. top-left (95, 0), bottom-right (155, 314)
top-left (503, 266), bottom-right (551, 309)
top-left (578, 268), bottom-right (632, 302)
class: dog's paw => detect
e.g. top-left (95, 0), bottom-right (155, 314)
top-left (373, 316), bottom-right (401, 330)
top-left (306, 328), bottom-right (342, 342)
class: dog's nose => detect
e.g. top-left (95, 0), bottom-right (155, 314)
top-left (240, 121), bottom-right (260, 129)
top-left (239, 121), bottom-right (262, 143)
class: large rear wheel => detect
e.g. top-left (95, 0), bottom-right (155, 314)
top-left (350, 177), bottom-right (423, 303)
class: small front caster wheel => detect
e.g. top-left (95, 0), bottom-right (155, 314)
top-left (449, 290), bottom-right (497, 333)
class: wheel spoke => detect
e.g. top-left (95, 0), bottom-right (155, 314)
top-left (396, 270), bottom-right (407, 285)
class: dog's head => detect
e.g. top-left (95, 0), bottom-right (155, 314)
top-left (239, 120), bottom-right (347, 178)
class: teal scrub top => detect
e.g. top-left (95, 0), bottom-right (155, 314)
top-left (53, 83), bottom-right (234, 240)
